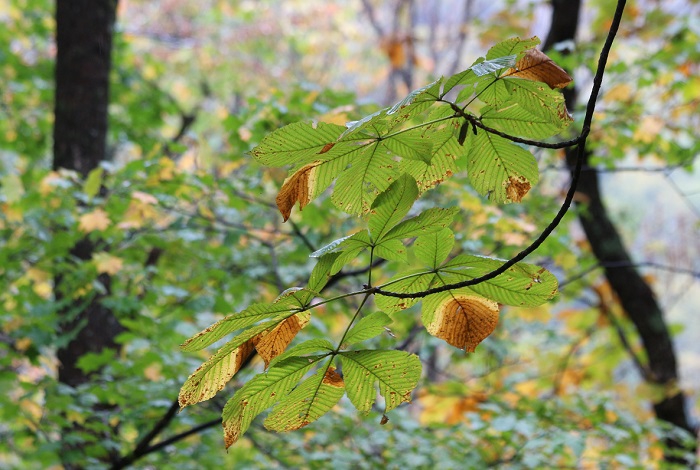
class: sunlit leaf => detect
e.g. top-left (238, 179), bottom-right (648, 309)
top-left (467, 131), bottom-right (538, 203)
top-left (422, 294), bottom-right (499, 352)
top-left (339, 350), bottom-right (421, 413)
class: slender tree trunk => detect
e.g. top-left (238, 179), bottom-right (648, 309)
top-left (53, 0), bottom-right (123, 466)
top-left (544, 0), bottom-right (697, 462)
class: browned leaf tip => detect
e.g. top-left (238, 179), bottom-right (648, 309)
top-left (504, 49), bottom-right (573, 89)
top-left (426, 295), bottom-right (499, 353)
top-left (322, 367), bottom-right (345, 387)
top-left (276, 161), bottom-right (322, 221)
top-left (505, 176), bottom-right (531, 203)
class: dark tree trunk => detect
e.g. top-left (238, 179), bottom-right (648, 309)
top-left (53, 0), bottom-right (123, 466)
top-left (544, 0), bottom-right (697, 462)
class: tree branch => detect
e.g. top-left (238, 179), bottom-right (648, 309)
top-left (374, 0), bottom-right (626, 300)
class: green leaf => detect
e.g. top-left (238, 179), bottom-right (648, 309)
top-left (414, 228), bottom-right (454, 269)
top-left (331, 144), bottom-right (398, 215)
top-left (471, 55), bottom-right (517, 77)
top-left (442, 68), bottom-right (480, 97)
top-left (83, 167), bottom-right (103, 199)
top-left (264, 363), bottom-right (345, 432)
top-left (383, 131), bottom-right (434, 163)
top-left (309, 235), bottom-right (354, 259)
top-left (339, 350), bottom-right (421, 413)
top-left (342, 312), bottom-right (393, 347)
top-left (251, 121), bottom-right (345, 167)
top-left (399, 118), bottom-right (465, 194)
top-left (369, 174), bottom-right (418, 242)
top-left (222, 356), bottom-right (321, 447)
top-left (179, 321), bottom-right (274, 408)
top-left (180, 296), bottom-right (300, 352)
top-left (438, 254), bottom-right (559, 306)
top-left (485, 36), bottom-right (540, 61)
top-left (467, 131), bottom-right (538, 203)
top-left (386, 78), bottom-right (442, 128)
top-left (304, 252), bottom-right (342, 296)
top-left (374, 239), bottom-right (408, 263)
top-left (481, 101), bottom-right (568, 139)
top-left (383, 207), bottom-right (458, 242)
top-left (375, 269), bottom-right (436, 313)
top-left (267, 339), bottom-right (335, 369)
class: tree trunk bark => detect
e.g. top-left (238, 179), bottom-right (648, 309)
top-left (544, 0), bottom-right (697, 463)
top-left (53, 0), bottom-right (123, 466)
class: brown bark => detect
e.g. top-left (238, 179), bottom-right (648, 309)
top-left (544, 0), bottom-right (697, 462)
top-left (53, 0), bottom-right (123, 466)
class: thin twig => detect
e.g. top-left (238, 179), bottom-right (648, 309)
top-left (375, 0), bottom-right (628, 299)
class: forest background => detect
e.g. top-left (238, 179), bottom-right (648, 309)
top-left (0, 0), bottom-right (699, 468)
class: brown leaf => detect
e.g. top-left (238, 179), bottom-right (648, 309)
top-left (425, 295), bottom-right (499, 352)
top-left (505, 176), bottom-right (531, 203)
top-left (318, 142), bottom-right (335, 154)
top-left (254, 312), bottom-right (310, 368)
top-left (503, 49), bottom-right (573, 89)
top-left (322, 366), bottom-right (344, 388)
top-left (276, 161), bottom-right (322, 221)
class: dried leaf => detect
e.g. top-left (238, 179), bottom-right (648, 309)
top-left (78, 208), bottom-right (111, 232)
top-left (503, 49), bottom-right (573, 89)
top-left (255, 312), bottom-right (310, 368)
top-left (425, 295), bottom-right (499, 352)
top-left (276, 161), bottom-right (322, 221)
top-left (505, 176), bottom-right (532, 203)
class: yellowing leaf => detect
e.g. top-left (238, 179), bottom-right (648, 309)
top-left (255, 312), bottom-right (311, 368)
top-left (264, 365), bottom-right (345, 432)
top-left (178, 323), bottom-right (271, 409)
top-left (424, 295), bottom-right (499, 352)
top-left (92, 252), bottom-right (124, 275)
top-left (503, 48), bottom-right (573, 89)
top-left (276, 161), bottom-right (322, 222)
top-left (79, 208), bottom-right (111, 232)
top-left (633, 116), bottom-right (664, 143)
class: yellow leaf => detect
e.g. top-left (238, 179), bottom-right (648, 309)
top-left (633, 116), bottom-right (664, 143)
top-left (504, 48), bottom-right (573, 89)
top-left (131, 190), bottom-right (158, 205)
top-left (93, 252), bottom-right (124, 275)
top-left (255, 312), bottom-right (310, 367)
top-left (604, 83), bottom-right (633, 103)
top-left (276, 161), bottom-right (322, 222)
top-left (425, 295), bottom-right (499, 352)
top-left (79, 208), bottom-right (111, 232)
top-left (144, 363), bottom-right (163, 381)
